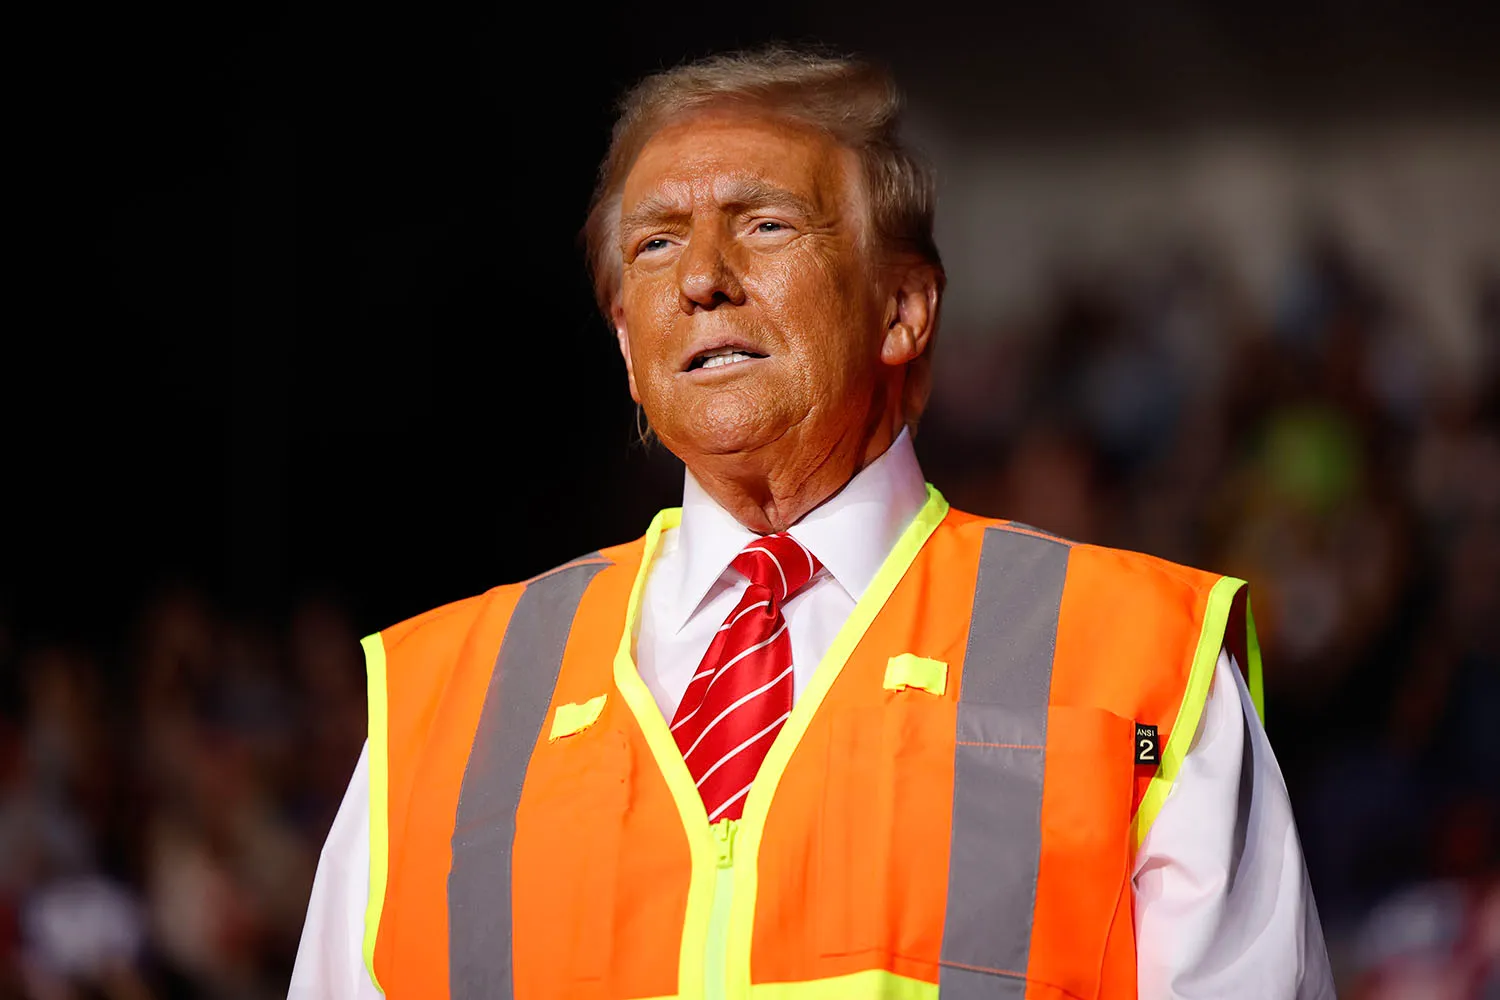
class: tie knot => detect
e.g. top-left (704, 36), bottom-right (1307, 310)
top-left (731, 533), bottom-right (822, 602)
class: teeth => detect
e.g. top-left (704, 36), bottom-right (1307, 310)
top-left (700, 351), bottom-right (756, 369)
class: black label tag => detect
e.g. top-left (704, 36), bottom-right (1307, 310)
top-left (1135, 724), bottom-right (1159, 764)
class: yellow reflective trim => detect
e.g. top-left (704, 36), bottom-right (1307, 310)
top-left (750, 969), bottom-right (938, 999)
top-left (610, 507), bottom-right (719, 1000)
top-left (360, 632), bottom-right (390, 995)
top-left (705, 862), bottom-right (735, 1000)
top-left (1130, 575), bottom-right (1246, 852)
top-left (548, 693), bottom-right (607, 741)
top-left (705, 820), bottom-right (737, 1000)
top-left (584, 967), bottom-right (937, 998)
top-left (1245, 596), bottom-right (1266, 724)
top-left (882, 653), bottom-right (948, 696)
top-left (726, 486), bottom-right (951, 1000)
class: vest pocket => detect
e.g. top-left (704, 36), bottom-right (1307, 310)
top-left (815, 700), bottom-right (1134, 998)
top-left (815, 699), bottom-right (954, 965)
top-left (1024, 704), bottom-right (1135, 1000)
top-left (512, 726), bottom-right (628, 991)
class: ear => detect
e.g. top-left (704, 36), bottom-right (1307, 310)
top-left (879, 263), bottom-right (940, 368)
top-left (612, 299), bottom-right (642, 404)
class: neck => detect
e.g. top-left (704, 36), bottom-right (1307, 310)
top-left (684, 407), bottom-right (905, 534)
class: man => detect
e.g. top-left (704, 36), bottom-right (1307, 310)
top-left (291, 48), bottom-right (1335, 999)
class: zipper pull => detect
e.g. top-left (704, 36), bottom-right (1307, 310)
top-left (711, 818), bottom-right (737, 869)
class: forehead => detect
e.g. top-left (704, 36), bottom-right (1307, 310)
top-left (621, 109), bottom-right (858, 215)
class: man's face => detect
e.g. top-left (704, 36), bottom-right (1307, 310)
top-left (613, 109), bottom-right (891, 464)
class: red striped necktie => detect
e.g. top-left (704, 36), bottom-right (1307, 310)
top-left (670, 532), bottom-right (823, 822)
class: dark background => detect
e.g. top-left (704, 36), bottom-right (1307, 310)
top-left (4, 4), bottom-right (1498, 998)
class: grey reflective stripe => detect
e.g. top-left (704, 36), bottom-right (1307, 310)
top-left (447, 554), bottom-right (610, 1000)
top-left (940, 527), bottom-right (1070, 997)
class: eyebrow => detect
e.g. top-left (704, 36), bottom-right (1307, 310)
top-left (618, 179), bottom-right (819, 236)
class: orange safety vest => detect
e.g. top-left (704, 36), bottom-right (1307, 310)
top-left (359, 488), bottom-right (1264, 999)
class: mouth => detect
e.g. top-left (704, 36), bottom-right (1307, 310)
top-left (684, 345), bottom-right (769, 372)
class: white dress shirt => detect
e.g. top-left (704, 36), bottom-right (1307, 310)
top-left (290, 430), bottom-right (1335, 999)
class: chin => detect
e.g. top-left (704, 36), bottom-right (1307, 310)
top-left (656, 396), bottom-right (790, 460)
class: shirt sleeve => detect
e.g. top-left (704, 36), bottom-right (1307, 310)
top-left (289, 741), bottom-right (384, 1000)
top-left (1132, 649), bottom-right (1336, 1000)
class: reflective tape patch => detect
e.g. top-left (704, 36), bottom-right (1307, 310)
top-left (549, 694), bottom-right (607, 741)
top-left (939, 527), bottom-right (1069, 996)
top-left (447, 555), bottom-right (609, 1000)
top-left (882, 653), bottom-right (948, 696)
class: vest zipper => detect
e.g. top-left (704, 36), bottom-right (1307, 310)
top-left (704, 819), bottom-right (737, 1000)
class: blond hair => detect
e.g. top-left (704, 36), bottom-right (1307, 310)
top-left (583, 46), bottom-right (945, 426)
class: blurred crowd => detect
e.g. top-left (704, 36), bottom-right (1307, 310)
top-left (0, 594), bottom-right (365, 999)
top-left (2, 232), bottom-right (1497, 998)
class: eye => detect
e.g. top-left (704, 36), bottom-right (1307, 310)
top-left (640, 237), bottom-right (672, 254)
top-left (754, 221), bottom-right (785, 233)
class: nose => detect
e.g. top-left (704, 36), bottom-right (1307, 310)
top-left (676, 223), bottom-right (746, 313)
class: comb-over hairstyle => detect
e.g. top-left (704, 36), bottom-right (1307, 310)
top-left (583, 46), bottom-right (946, 320)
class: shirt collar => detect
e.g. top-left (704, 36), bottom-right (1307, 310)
top-left (666, 427), bottom-right (928, 633)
